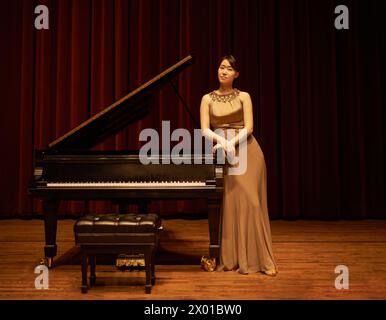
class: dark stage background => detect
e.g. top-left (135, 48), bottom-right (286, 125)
top-left (0, 0), bottom-right (385, 219)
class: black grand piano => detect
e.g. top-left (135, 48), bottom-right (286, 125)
top-left (28, 55), bottom-right (224, 268)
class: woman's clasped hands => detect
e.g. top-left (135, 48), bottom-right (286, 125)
top-left (212, 137), bottom-right (236, 162)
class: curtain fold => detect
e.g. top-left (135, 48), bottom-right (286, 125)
top-left (1, 0), bottom-right (385, 218)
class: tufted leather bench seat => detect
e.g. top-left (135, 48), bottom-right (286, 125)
top-left (74, 213), bottom-right (161, 294)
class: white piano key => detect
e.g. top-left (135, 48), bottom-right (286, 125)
top-left (46, 181), bottom-right (207, 188)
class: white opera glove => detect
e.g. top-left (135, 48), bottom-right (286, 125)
top-left (212, 143), bottom-right (225, 157)
top-left (212, 140), bottom-right (235, 161)
top-left (222, 140), bottom-right (235, 158)
top-left (202, 128), bottom-right (236, 159)
top-left (229, 128), bottom-right (249, 147)
top-left (202, 128), bottom-right (228, 146)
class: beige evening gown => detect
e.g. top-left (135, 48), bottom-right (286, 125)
top-left (208, 90), bottom-right (278, 274)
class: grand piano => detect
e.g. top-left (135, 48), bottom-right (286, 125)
top-left (28, 55), bottom-right (224, 268)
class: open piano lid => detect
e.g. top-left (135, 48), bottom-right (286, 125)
top-left (48, 55), bottom-right (194, 151)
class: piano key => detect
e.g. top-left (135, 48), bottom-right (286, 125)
top-left (46, 181), bottom-right (207, 188)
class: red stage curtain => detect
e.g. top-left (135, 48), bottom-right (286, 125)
top-left (1, 0), bottom-right (385, 218)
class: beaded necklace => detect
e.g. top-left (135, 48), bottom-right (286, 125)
top-left (209, 89), bottom-right (240, 103)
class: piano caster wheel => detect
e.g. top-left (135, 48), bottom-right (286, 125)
top-left (200, 256), bottom-right (216, 272)
top-left (41, 257), bottom-right (53, 268)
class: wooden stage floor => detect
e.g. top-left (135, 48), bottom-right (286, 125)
top-left (0, 218), bottom-right (385, 300)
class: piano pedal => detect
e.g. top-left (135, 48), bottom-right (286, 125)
top-left (116, 254), bottom-right (145, 271)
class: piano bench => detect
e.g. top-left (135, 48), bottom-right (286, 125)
top-left (74, 213), bottom-right (161, 294)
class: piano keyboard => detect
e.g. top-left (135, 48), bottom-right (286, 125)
top-left (46, 181), bottom-right (207, 188)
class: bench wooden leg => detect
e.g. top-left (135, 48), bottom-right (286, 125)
top-left (144, 249), bottom-right (152, 294)
top-left (90, 254), bottom-right (96, 286)
top-left (81, 252), bottom-right (88, 293)
top-left (151, 248), bottom-right (156, 285)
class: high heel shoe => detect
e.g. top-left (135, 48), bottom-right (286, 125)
top-left (262, 269), bottom-right (277, 277)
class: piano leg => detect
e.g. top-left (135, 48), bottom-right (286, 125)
top-left (207, 197), bottom-right (222, 262)
top-left (43, 199), bottom-right (59, 268)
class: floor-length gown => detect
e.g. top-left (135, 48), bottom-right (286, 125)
top-left (208, 89), bottom-right (278, 274)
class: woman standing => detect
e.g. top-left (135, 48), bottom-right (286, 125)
top-left (200, 55), bottom-right (278, 276)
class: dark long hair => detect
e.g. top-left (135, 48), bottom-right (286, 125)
top-left (220, 54), bottom-right (239, 72)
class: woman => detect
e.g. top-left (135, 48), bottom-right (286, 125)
top-left (200, 55), bottom-right (278, 276)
